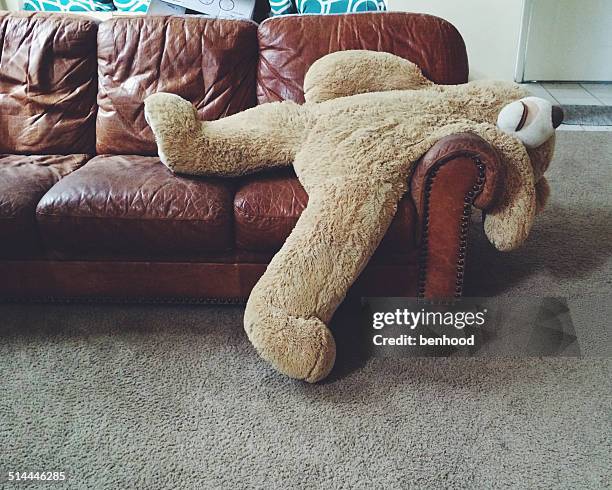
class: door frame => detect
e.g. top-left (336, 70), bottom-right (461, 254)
top-left (514, 0), bottom-right (534, 82)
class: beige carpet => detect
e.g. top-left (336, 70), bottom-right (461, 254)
top-left (1, 132), bottom-right (610, 489)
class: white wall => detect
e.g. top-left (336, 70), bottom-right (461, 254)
top-left (389, 0), bottom-right (525, 81)
top-left (4, 0), bottom-right (20, 9)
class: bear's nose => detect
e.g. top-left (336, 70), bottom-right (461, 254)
top-left (552, 105), bottom-right (564, 129)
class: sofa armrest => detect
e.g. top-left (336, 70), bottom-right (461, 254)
top-left (409, 133), bottom-right (503, 298)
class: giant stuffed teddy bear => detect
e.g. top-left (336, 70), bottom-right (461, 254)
top-left (144, 50), bottom-right (561, 383)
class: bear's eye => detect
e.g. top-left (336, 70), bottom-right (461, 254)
top-left (515, 101), bottom-right (528, 132)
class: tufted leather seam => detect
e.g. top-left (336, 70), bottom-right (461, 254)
top-left (235, 213), bottom-right (301, 221)
top-left (417, 155), bottom-right (486, 299)
top-left (35, 214), bottom-right (229, 223)
top-left (413, 133), bottom-right (502, 212)
top-left (0, 295), bottom-right (247, 305)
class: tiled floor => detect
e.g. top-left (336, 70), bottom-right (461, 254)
top-left (519, 82), bottom-right (612, 131)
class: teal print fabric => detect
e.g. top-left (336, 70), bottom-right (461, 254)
top-left (269, 0), bottom-right (295, 15)
top-left (23, 0), bottom-right (115, 11)
top-left (270, 0), bottom-right (386, 16)
top-left (113, 0), bottom-right (150, 12)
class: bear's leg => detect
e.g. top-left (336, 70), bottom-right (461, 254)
top-left (303, 50), bottom-right (433, 103)
top-left (244, 177), bottom-right (403, 382)
top-left (144, 93), bottom-right (305, 176)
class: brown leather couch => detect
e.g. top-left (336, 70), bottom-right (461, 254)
top-left (0, 11), bottom-right (502, 302)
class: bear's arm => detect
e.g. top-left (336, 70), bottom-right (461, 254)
top-left (144, 93), bottom-right (307, 177)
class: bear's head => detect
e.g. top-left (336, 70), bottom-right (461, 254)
top-left (498, 96), bottom-right (561, 208)
top-left (497, 96), bottom-right (561, 212)
top-left (483, 96), bottom-right (562, 251)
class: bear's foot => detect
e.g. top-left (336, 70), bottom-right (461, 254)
top-left (143, 93), bottom-right (200, 173)
top-left (244, 303), bottom-right (336, 383)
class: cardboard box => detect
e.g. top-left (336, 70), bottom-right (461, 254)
top-left (163, 0), bottom-right (255, 19)
top-left (147, 0), bottom-right (186, 15)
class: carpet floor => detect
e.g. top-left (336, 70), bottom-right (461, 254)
top-left (1, 132), bottom-right (611, 489)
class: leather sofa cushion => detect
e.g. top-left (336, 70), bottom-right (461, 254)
top-left (257, 12), bottom-right (469, 104)
top-left (36, 155), bottom-right (235, 257)
top-left (0, 154), bottom-right (87, 258)
top-left (0, 13), bottom-right (98, 154)
top-left (234, 169), bottom-right (416, 253)
top-left (234, 170), bottom-right (307, 252)
top-left (97, 17), bottom-right (258, 155)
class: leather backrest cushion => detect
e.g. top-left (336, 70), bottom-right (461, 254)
top-left (97, 17), bottom-right (258, 155)
top-left (0, 12), bottom-right (98, 154)
top-left (257, 12), bottom-right (469, 104)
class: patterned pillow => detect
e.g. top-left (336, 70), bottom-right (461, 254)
top-left (113, 0), bottom-right (150, 12)
top-left (270, 0), bottom-right (386, 15)
top-left (23, 0), bottom-right (115, 11)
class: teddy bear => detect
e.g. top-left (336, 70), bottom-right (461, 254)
top-left (144, 50), bottom-right (561, 383)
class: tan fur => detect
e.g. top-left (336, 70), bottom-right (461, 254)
top-left (304, 50), bottom-right (433, 102)
top-left (535, 177), bottom-right (551, 214)
top-left (145, 51), bottom-right (555, 383)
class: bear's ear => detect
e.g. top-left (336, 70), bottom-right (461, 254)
top-left (303, 50), bottom-right (433, 103)
top-left (483, 137), bottom-right (537, 251)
